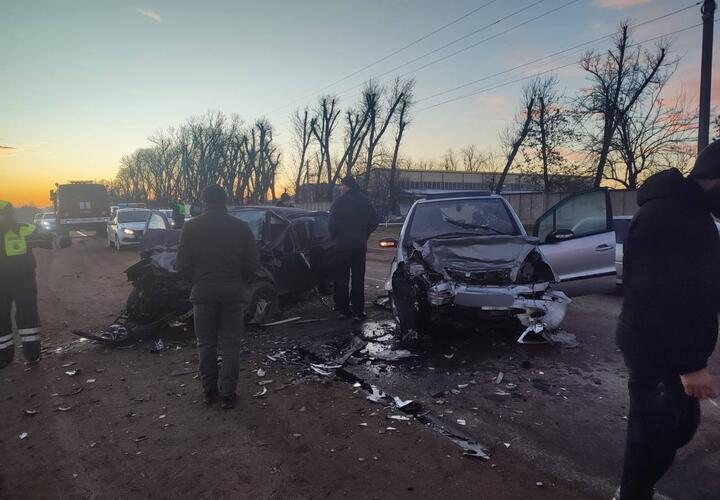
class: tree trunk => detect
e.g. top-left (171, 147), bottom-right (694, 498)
top-left (496, 98), bottom-right (535, 194)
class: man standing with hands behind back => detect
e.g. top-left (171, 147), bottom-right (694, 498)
top-left (615, 140), bottom-right (720, 500)
top-left (329, 175), bottom-right (378, 322)
top-left (177, 185), bottom-right (259, 409)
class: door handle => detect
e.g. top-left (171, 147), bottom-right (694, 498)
top-left (594, 244), bottom-right (613, 252)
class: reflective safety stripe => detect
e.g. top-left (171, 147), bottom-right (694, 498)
top-left (0, 334), bottom-right (13, 343)
top-left (21, 335), bottom-right (41, 342)
top-left (0, 339), bottom-right (14, 349)
top-left (18, 327), bottom-right (40, 335)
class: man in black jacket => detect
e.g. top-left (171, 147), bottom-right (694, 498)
top-left (616, 141), bottom-right (720, 500)
top-left (177, 185), bottom-right (260, 409)
top-left (329, 176), bottom-right (379, 322)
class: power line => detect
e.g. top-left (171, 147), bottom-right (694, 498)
top-left (267, 0), bottom-right (503, 114)
top-left (415, 21), bottom-right (706, 113)
top-left (326, 0), bottom-right (582, 103)
top-left (268, 0), bottom-right (579, 128)
top-left (414, 2), bottom-right (700, 105)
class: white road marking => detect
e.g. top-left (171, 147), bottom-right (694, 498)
top-left (365, 276), bottom-right (386, 283)
top-left (76, 231), bottom-right (88, 237)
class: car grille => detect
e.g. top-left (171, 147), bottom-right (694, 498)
top-left (446, 267), bottom-right (512, 286)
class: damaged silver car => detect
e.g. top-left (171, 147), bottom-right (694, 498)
top-left (379, 191), bottom-right (616, 342)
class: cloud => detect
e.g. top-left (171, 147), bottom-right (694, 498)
top-left (137, 8), bottom-right (162, 22)
top-left (0, 145), bottom-right (16, 155)
top-left (594, 0), bottom-right (654, 9)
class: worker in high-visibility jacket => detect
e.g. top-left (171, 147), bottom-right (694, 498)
top-left (0, 200), bottom-right (43, 368)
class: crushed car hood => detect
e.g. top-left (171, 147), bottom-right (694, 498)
top-left (416, 235), bottom-right (539, 274)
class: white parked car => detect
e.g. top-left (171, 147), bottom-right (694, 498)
top-left (107, 208), bottom-right (150, 251)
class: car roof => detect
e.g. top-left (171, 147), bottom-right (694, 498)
top-left (416, 192), bottom-right (503, 204)
top-left (229, 205), bottom-right (319, 218)
top-left (117, 208), bottom-right (149, 213)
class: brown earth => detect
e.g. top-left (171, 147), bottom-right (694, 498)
top-left (1, 237), bottom-right (599, 500)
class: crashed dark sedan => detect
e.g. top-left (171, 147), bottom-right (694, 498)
top-left (380, 191), bottom-right (617, 342)
top-left (74, 206), bottom-right (335, 343)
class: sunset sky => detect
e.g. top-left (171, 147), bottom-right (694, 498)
top-left (1, 0), bottom-right (717, 207)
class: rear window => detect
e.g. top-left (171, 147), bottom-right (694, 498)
top-left (614, 218), bottom-right (631, 244)
top-left (229, 209), bottom-right (265, 240)
top-left (118, 210), bottom-right (149, 223)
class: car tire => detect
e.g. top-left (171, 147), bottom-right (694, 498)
top-left (390, 293), bottom-right (429, 345)
top-left (245, 281), bottom-right (279, 325)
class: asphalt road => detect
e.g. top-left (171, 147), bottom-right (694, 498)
top-left (1, 235), bottom-right (718, 499)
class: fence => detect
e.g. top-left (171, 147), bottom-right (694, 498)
top-left (296, 190), bottom-right (639, 227)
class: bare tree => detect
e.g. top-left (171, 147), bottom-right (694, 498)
top-left (495, 85), bottom-right (536, 193)
top-left (607, 88), bottom-right (697, 188)
top-left (387, 79), bottom-right (415, 216)
top-left (310, 95), bottom-right (341, 201)
top-left (578, 23), bottom-right (673, 187)
top-left (442, 148), bottom-right (459, 171)
top-left (520, 76), bottom-right (579, 192)
top-left (291, 107), bottom-right (313, 196)
top-left (362, 79), bottom-right (411, 190)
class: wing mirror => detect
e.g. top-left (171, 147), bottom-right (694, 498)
top-left (546, 229), bottom-right (575, 244)
top-left (379, 237), bottom-right (398, 249)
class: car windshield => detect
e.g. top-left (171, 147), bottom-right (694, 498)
top-left (42, 213), bottom-right (55, 222)
top-left (229, 209), bottom-right (265, 240)
top-left (118, 210), bottom-right (149, 223)
top-left (614, 218), bottom-right (631, 244)
top-left (406, 198), bottom-right (519, 243)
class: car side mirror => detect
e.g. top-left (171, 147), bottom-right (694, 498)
top-left (57, 236), bottom-right (72, 249)
top-left (379, 237), bottom-right (398, 249)
top-left (546, 229), bottom-right (574, 244)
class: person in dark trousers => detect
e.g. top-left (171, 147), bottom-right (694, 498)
top-left (615, 141), bottom-right (720, 500)
top-left (329, 175), bottom-right (379, 322)
top-left (177, 185), bottom-right (260, 409)
top-left (0, 201), bottom-right (45, 368)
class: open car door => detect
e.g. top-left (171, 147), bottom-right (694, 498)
top-left (535, 190), bottom-right (616, 297)
top-left (140, 211), bottom-right (179, 253)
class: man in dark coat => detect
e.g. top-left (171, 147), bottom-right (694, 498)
top-left (177, 185), bottom-right (260, 409)
top-left (329, 175), bottom-right (379, 321)
top-left (615, 140), bottom-right (720, 499)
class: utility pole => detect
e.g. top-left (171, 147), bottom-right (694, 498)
top-left (698, 0), bottom-right (716, 153)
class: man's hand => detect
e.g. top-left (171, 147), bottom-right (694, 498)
top-left (680, 368), bottom-right (720, 399)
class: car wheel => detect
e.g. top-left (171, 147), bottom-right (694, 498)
top-left (390, 293), bottom-right (429, 345)
top-left (246, 281), bottom-right (279, 325)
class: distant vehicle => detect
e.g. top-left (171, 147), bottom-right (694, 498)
top-left (52, 182), bottom-right (110, 235)
top-left (34, 212), bottom-right (57, 234)
top-left (106, 208), bottom-right (150, 251)
top-left (379, 190), bottom-right (617, 342)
